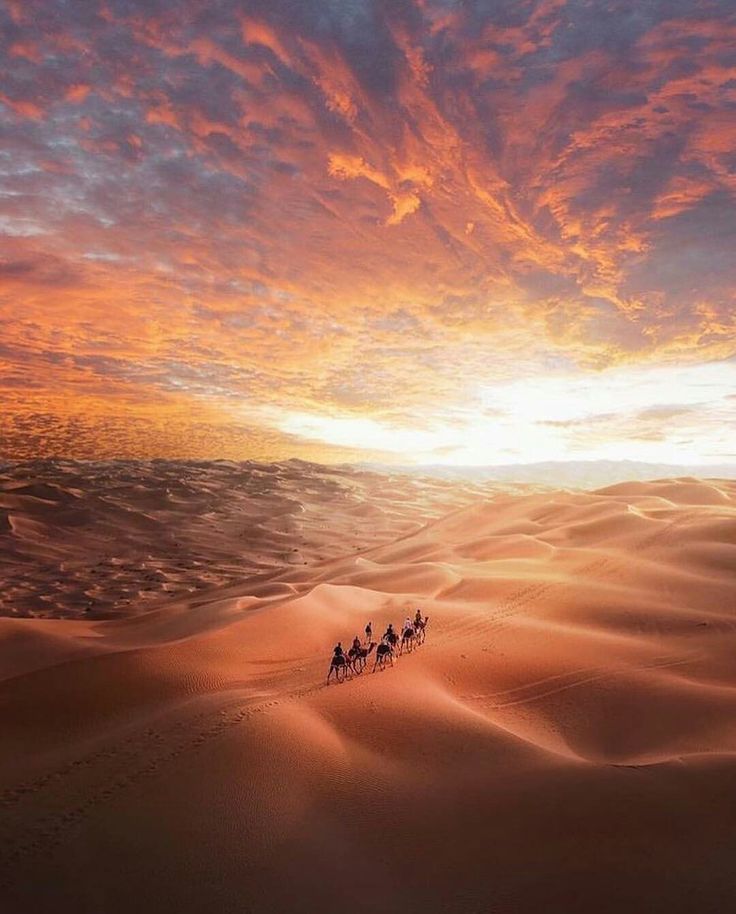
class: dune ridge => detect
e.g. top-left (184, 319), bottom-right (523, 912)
top-left (1, 469), bottom-right (736, 913)
top-left (0, 459), bottom-right (505, 619)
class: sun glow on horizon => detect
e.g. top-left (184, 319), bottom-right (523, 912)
top-left (1, 1), bottom-right (735, 463)
top-left (274, 361), bottom-right (736, 466)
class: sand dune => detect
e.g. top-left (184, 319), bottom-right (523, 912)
top-left (1, 468), bottom-right (736, 912)
top-left (0, 459), bottom-right (496, 619)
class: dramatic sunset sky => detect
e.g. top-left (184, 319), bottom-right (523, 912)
top-left (1, 0), bottom-right (735, 465)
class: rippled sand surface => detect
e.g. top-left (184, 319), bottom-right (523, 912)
top-left (2, 467), bottom-right (736, 913)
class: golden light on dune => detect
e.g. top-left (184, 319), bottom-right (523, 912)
top-left (4, 462), bottom-right (736, 910)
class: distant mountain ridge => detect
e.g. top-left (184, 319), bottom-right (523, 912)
top-left (358, 459), bottom-right (736, 488)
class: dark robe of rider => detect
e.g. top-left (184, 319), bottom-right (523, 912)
top-left (351, 636), bottom-right (361, 653)
top-left (414, 609), bottom-right (422, 627)
top-left (333, 643), bottom-right (344, 660)
top-left (384, 623), bottom-right (394, 640)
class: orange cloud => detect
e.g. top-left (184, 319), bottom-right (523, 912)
top-left (241, 17), bottom-right (291, 65)
top-left (0, 93), bottom-right (43, 119)
top-left (65, 84), bottom-right (91, 103)
top-left (1, 0), bottom-right (735, 461)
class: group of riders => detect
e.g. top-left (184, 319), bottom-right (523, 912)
top-left (327, 609), bottom-right (429, 682)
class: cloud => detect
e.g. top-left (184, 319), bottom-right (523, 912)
top-left (1, 0), bottom-right (735, 461)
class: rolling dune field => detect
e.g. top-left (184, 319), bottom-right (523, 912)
top-left (1, 465), bottom-right (736, 913)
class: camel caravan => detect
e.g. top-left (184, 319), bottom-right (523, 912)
top-left (327, 609), bottom-right (429, 683)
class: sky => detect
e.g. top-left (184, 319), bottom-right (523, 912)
top-left (1, 0), bottom-right (735, 466)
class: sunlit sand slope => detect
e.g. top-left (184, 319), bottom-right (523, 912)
top-left (0, 459), bottom-right (497, 619)
top-left (1, 475), bottom-right (736, 913)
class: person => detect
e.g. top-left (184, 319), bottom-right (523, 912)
top-left (414, 608), bottom-right (422, 628)
top-left (373, 639), bottom-right (392, 670)
top-left (404, 617), bottom-right (413, 635)
top-left (327, 641), bottom-right (346, 682)
top-left (351, 635), bottom-right (361, 654)
top-left (384, 623), bottom-right (399, 652)
top-left (365, 621), bottom-right (372, 643)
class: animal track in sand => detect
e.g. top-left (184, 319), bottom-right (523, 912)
top-left (0, 511), bottom-right (707, 889)
top-left (460, 650), bottom-right (705, 711)
top-left (0, 676), bottom-right (323, 888)
top-left (440, 515), bottom-right (690, 646)
top-left (0, 601), bottom-right (428, 852)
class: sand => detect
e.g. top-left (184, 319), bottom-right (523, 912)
top-left (1, 465), bottom-right (736, 913)
top-left (0, 459), bottom-right (498, 619)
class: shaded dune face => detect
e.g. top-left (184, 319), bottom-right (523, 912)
top-left (0, 459), bottom-right (499, 619)
top-left (1, 472), bottom-right (736, 913)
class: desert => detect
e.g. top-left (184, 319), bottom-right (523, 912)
top-left (4, 0), bottom-right (736, 910)
top-left (2, 461), bottom-right (736, 913)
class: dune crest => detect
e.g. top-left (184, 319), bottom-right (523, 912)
top-left (1, 468), bottom-right (736, 912)
top-left (0, 459), bottom-right (499, 619)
